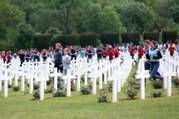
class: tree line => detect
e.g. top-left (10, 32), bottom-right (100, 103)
top-left (0, 0), bottom-right (179, 50)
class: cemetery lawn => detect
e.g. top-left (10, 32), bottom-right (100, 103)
top-left (0, 88), bottom-right (179, 119)
top-left (0, 64), bottom-right (179, 119)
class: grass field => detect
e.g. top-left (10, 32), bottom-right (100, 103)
top-left (0, 64), bottom-right (179, 119)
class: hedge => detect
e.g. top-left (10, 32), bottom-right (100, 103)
top-left (144, 32), bottom-right (159, 41)
top-left (100, 33), bottom-right (119, 45)
top-left (162, 31), bottom-right (177, 43)
top-left (56, 34), bottom-right (79, 47)
top-left (79, 33), bottom-right (99, 47)
top-left (33, 34), bottom-right (51, 50)
top-left (121, 33), bottom-right (140, 45)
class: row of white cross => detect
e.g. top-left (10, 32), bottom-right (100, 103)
top-left (0, 52), bottom-right (133, 102)
top-left (136, 50), bottom-right (179, 100)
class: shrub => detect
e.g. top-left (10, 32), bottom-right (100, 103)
top-left (71, 83), bottom-right (76, 91)
top-left (88, 82), bottom-right (92, 90)
top-left (33, 34), bottom-right (51, 50)
top-left (45, 87), bottom-right (53, 94)
top-left (33, 90), bottom-right (40, 100)
top-left (121, 33), bottom-right (140, 45)
top-left (8, 84), bottom-right (12, 88)
top-left (128, 78), bottom-right (140, 90)
top-left (177, 86), bottom-right (179, 94)
top-left (126, 87), bottom-right (138, 99)
top-left (80, 86), bottom-right (91, 95)
top-left (144, 32), bottom-right (160, 41)
top-left (79, 33), bottom-right (99, 47)
top-left (162, 31), bottom-right (177, 43)
top-left (97, 88), bottom-right (111, 103)
top-left (150, 89), bottom-right (163, 98)
top-left (107, 82), bottom-right (112, 92)
top-left (81, 75), bottom-right (85, 82)
top-left (26, 83), bottom-right (30, 87)
top-left (13, 86), bottom-right (20, 91)
top-left (172, 76), bottom-right (179, 88)
top-left (53, 90), bottom-right (66, 97)
top-left (34, 84), bottom-right (39, 90)
top-left (47, 79), bottom-right (52, 86)
top-left (56, 34), bottom-right (79, 47)
top-left (100, 33), bottom-right (119, 45)
top-left (151, 79), bottom-right (163, 89)
top-left (57, 78), bottom-right (64, 90)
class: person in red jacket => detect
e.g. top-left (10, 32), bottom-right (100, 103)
top-left (114, 47), bottom-right (119, 58)
top-left (138, 45), bottom-right (144, 59)
top-left (169, 44), bottom-right (175, 56)
top-left (102, 48), bottom-right (108, 59)
top-left (7, 51), bottom-right (12, 63)
top-left (1, 51), bottom-right (6, 63)
top-left (129, 45), bottom-right (135, 59)
top-left (108, 46), bottom-right (114, 61)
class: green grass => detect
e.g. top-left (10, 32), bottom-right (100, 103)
top-left (0, 64), bottom-right (179, 119)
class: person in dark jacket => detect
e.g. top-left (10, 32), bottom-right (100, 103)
top-left (146, 40), bottom-right (163, 80)
top-left (54, 43), bottom-right (63, 72)
top-left (19, 50), bottom-right (25, 66)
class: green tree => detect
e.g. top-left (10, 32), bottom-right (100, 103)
top-left (0, 0), bottom-right (25, 28)
top-left (94, 6), bottom-right (126, 33)
top-left (115, 1), bottom-right (155, 33)
top-left (14, 23), bottom-right (35, 50)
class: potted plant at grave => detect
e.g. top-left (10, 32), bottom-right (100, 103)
top-left (97, 88), bottom-right (111, 103)
top-left (13, 86), bottom-right (20, 91)
top-left (80, 86), bottom-right (91, 95)
top-left (151, 79), bottom-right (163, 89)
top-left (33, 90), bottom-right (40, 100)
top-left (172, 76), bottom-right (179, 88)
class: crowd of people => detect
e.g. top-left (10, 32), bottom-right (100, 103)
top-left (1, 40), bottom-right (179, 78)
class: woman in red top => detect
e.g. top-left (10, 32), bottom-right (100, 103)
top-left (102, 48), bottom-right (108, 59)
top-left (108, 47), bottom-right (114, 61)
top-left (7, 51), bottom-right (12, 63)
top-left (169, 44), bottom-right (175, 56)
top-left (129, 45), bottom-right (135, 59)
top-left (114, 47), bottom-right (119, 58)
top-left (138, 45), bottom-right (144, 59)
top-left (1, 51), bottom-right (6, 63)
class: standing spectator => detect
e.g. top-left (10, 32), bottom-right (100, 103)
top-left (87, 47), bottom-right (93, 60)
top-left (168, 44), bottom-right (175, 56)
top-left (79, 48), bottom-right (85, 58)
top-left (70, 46), bottom-right (76, 60)
top-left (129, 45), bottom-right (135, 59)
top-left (144, 40), bottom-right (151, 70)
top-left (102, 48), bottom-right (108, 59)
top-left (96, 47), bottom-right (102, 60)
top-left (1, 51), bottom-right (6, 63)
top-left (161, 43), bottom-right (166, 55)
top-left (138, 45), bottom-right (144, 59)
top-left (54, 43), bottom-right (63, 72)
top-left (33, 48), bottom-right (40, 62)
top-left (19, 50), bottom-right (25, 66)
top-left (62, 48), bottom-right (71, 75)
top-left (108, 46), bottom-right (114, 61)
top-left (25, 50), bottom-right (31, 62)
top-left (114, 47), bottom-right (119, 58)
top-left (42, 49), bottom-right (48, 62)
top-left (7, 51), bottom-right (12, 64)
top-left (177, 42), bottom-right (179, 56)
